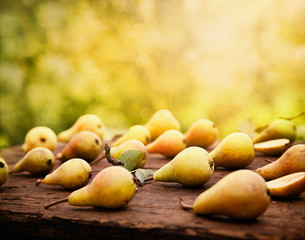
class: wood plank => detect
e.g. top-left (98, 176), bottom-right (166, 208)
top-left (0, 142), bottom-right (304, 240)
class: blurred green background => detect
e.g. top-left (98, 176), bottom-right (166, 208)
top-left (1, 0), bottom-right (305, 147)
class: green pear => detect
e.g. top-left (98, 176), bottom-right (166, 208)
top-left (0, 158), bottom-right (9, 186)
top-left (209, 132), bottom-right (255, 169)
top-left (58, 114), bottom-right (105, 142)
top-left (37, 158), bottom-right (92, 189)
top-left (252, 119), bottom-right (296, 144)
top-left (112, 125), bottom-right (151, 146)
top-left (145, 109), bottom-right (180, 141)
top-left (153, 147), bottom-right (214, 187)
top-left (22, 126), bottom-right (57, 153)
top-left (180, 170), bottom-right (270, 220)
top-left (146, 129), bottom-right (186, 158)
top-left (45, 166), bottom-right (136, 209)
top-left (184, 119), bottom-right (218, 148)
top-left (10, 147), bottom-right (55, 176)
top-left (56, 131), bottom-right (102, 163)
top-left (256, 144), bottom-right (305, 180)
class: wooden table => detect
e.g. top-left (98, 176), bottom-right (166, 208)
top-left (0, 142), bottom-right (304, 240)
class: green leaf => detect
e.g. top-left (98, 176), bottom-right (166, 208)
top-left (119, 150), bottom-right (145, 171)
top-left (135, 168), bottom-right (154, 186)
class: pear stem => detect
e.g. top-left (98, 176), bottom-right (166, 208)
top-left (89, 151), bottom-right (106, 166)
top-left (279, 112), bottom-right (304, 121)
top-left (36, 179), bottom-right (43, 186)
top-left (104, 144), bottom-right (124, 166)
top-left (179, 198), bottom-right (194, 210)
top-left (44, 197), bottom-right (69, 209)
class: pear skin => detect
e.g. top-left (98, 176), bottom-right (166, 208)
top-left (110, 139), bottom-right (148, 169)
top-left (0, 158), bottom-right (9, 186)
top-left (252, 119), bottom-right (296, 144)
top-left (256, 144), bottom-right (305, 180)
top-left (209, 132), bottom-right (255, 169)
top-left (146, 129), bottom-right (186, 158)
top-left (112, 125), bottom-right (151, 146)
top-left (22, 126), bottom-right (57, 153)
top-left (145, 109), bottom-right (180, 140)
top-left (181, 170), bottom-right (270, 220)
top-left (266, 172), bottom-right (305, 198)
top-left (254, 138), bottom-right (290, 156)
top-left (11, 147), bottom-right (55, 176)
top-left (58, 114), bottom-right (105, 142)
top-left (56, 131), bottom-right (102, 163)
top-left (37, 158), bottom-right (92, 189)
top-left (184, 119), bottom-right (218, 148)
top-left (153, 147), bottom-right (214, 187)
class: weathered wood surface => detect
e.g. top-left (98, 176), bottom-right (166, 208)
top-left (0, 142), bottom-right (304, 240)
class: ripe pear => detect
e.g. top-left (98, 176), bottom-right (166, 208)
top-left (145, 109), bottom-right (180, 141)
top-left (58, 114), bottom-right (105, 142)
top-left (0, 158), bottom-right (9, 186)
top-left (180, 170), bottom-right (270, 220)
top-left (146, 129), bottom-right (186, 158)
top-left (110, 139), bottom-right (147, 169)
top-left (10, 147), bottom-right (55, 176)
top-left (252, 119), bottom-right (296, 144)
top-left (112, 125), bottom-right (151, 146)
top-left (37, 158), bottom-right (92, 189)
top-left (56, 131), bottom-right (102, 163)
top-left (266, 172), bottom-right (305, 198)
top-left (22, 126), bottom-right (57, 153)
top-left (256, 144), bottom-right (305, 180)
top-left (254, 138), bottom-right (290, 156)
top-left (184, 119), bottom-right (218, 148)
top-left (153, 147), bottom-right (214, 187)
top-left (45, 166), bottom-right (136, 209)
top-left (209, 132), bottom-right (255, 169)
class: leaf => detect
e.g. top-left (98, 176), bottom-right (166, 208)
top-left (135, 168), bottom-right (155, 186)
top-left (238, 118), bottom-right (257, 138)
top-left (119, 150), bottom-right (145, 171)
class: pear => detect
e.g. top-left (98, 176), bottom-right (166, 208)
top-left (112, 125), bottom-right (151, 146)
top-left (56, 131), bottom-right (102, 163)
top-left (252, 119), bottom-right (296, 144)
top-left (153, 147), bottom-right (214, 187)
top-left (209, 132), bottom-right (255, 169)
top-left (37, 158), bottom-right (92, 189)
top-left (58, 114), bottom-right (105, 142)
top-left (22, 126), bottom-right (57, 153)
top-left (145, 109), bottom-right (180, 141)
top-left (45, 166), bottom-right (136, 209)
top-left (180, 170), bottom-right (270, 220)
top-left (110, 139), bottom-right (147, 169)
top-left (10, 147), bottom-right (55, 176)
top-left (254, 138), bottom-right (290, 156)
top-left (184, 119), bottom-right (218, 148)
top-left (266, 172), bottom-right (305, 198)
top-left (256, 144), bottom-right (305, 180)
top-left (0, 158), bottom-right (9, 186)
top-left (146, 129), bottom-right (186, 158)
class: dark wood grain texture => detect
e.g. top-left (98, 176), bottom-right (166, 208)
top-left (0, 142), bottom-right (304, 240)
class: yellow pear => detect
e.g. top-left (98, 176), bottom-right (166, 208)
top-left (10, 147), bottom-right (55, 176)
top-left (145, 109), bottom-right (180, 141)
top-left (37, 158), bottom-right (92, 189)
top-left (0, 158), bottom-right (9, 186)
top-left (209, 132), bottom-right (255, 169)
top-left (146, 129), bottom-right (186, 158)
top-left (58, 114), bottom-right (105, 142)
top-left (153, 147), bottom-right (214, 187)
top-left (266, 172), bottom-right (305, 198)
top-left (110, 139), bottom-right (147, 169)
top-left (180, 170), bottom-right (270, 220)
top-left (254, 138), bottom-right (290, 156)
top-left (252, 119), bottom-right (296, 144)
top-left (184, 119), bottom-right (218, 148)
top-left (112, 125), bottom-right (151, 146)
top-left (256, 144), bottom-right (305, 180)
top-left (22, 126), bottom-right (57, 153)
top-left (45, 166), bottom-right (136, 209)
top-left (56, 131), bottom-right (102, 163)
